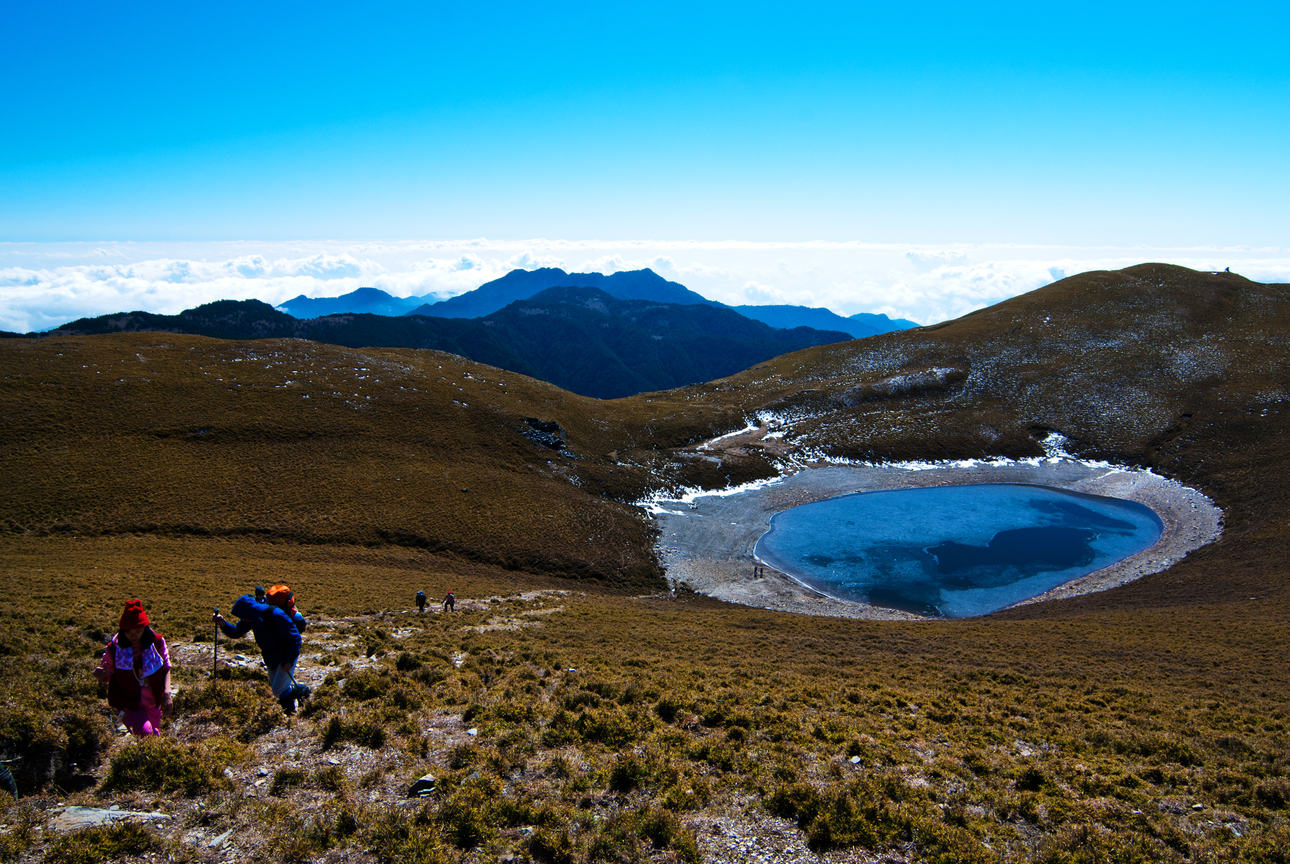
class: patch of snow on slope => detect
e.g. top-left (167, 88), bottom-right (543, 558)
top-left (696, 420), bottom-right (759, 451)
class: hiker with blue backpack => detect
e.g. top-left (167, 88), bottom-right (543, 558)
top-left (213, 584), bottom-right (310, 715)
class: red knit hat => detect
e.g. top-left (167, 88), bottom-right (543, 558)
top-left (119, 599), bottom-right (149, 630)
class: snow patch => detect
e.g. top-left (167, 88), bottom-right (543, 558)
top-left (697, 420), bottom-right (759, 450)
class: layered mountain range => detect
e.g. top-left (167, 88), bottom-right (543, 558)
top-left (276, 267), bottom-right (917, 339)
top-left (43, 266), bottom-right (915, 398)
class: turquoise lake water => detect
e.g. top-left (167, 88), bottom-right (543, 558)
top-left (754, 483), bottom-right (1163, 618)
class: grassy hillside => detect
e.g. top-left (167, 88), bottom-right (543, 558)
top-left (1, 264), bottom-right (1288, 863)
top-left (49, 288), bottom-right (851, 400)
top-left (0, 334), bottom-right (694, 589)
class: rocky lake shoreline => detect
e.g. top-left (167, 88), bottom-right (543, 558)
top-left (651, 459), bottom-right (1224, 621)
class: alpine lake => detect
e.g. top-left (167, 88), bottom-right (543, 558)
top-left (755, 483), bottom-right (1164, 618)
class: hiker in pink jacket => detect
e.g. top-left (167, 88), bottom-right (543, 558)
top-left (93, 599), bottom-right (172, 736)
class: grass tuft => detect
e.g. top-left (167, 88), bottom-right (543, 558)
top-left (41, 822), bottom-right (155, 864)
top-left (99, 737), bottom-right (233, 796)
top-left (321, 714), bottom-right (387, 750)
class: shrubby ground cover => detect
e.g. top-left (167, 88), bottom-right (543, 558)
top-left (0, 536), bottom-right (1286, 862)
top-left (1, 264), bottom-right (1288, 861)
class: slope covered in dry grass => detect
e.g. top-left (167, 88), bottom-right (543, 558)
top-left (1, 264), bottom-right (1288, 863)
top-left (0, 335), bottom-right (686, 589)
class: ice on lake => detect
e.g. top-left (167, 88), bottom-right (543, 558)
top-left (755, 483), bottom-right (1163, 618)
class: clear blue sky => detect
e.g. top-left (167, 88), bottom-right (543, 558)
top-left (3, 1), bottom-right (1287, 245)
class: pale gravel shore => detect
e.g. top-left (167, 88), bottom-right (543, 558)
top-left (650, 460), bottom-right (1223, 621)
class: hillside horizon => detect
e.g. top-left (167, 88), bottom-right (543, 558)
top-left (40, 286), bottom-right (853, 399)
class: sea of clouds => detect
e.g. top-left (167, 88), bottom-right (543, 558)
top-left (3, 239), bottom-right (1287, 334)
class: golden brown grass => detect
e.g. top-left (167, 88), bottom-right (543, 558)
top-left (2, 537), bottom-right (1288, 861)
top-left (2, 264), bottom-right (1289, 862)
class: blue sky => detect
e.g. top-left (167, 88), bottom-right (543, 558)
top-left (6, 1), bottom-right (1287, 244)
top-left (2, 2), bottom-right (1287, 330)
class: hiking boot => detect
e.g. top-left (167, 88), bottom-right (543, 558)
top-left (279, 693), bottom-right (297, 715)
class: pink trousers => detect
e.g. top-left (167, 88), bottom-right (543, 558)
top-left (119, 706), bottom-right (163, 736)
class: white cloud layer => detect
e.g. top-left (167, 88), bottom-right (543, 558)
top-left (2, 239), bottom-right (1287, 334)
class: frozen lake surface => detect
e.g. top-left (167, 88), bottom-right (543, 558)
top-left (755, 483), bottom-right (1163, 618)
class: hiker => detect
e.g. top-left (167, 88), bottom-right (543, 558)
top-left (213, 593), bottom-right (309, 715)
top-left (416, 590), bottom-right (427, 613)
top-left (443, 590), bottom-right (455, 613)
top-left (93, 599), bottom-right (172, 736)
top-left (254, 584), bottom-right (266, 603)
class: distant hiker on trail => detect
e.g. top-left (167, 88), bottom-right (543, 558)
top-left (443, 590), bottom-right (455, 613)
top-left (93, 599), bottom-right (172, 737)
top-left (213, 592), bottom-right (309, 715)
top-left (254, 584), bottom-right (266, 603)
top-left (416, 590), bottom-right (427, 613)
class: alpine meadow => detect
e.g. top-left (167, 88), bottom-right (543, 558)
top-left (1, 263), bottom-right (1288, 863)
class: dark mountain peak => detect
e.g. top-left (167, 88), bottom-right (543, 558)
top-left (278, 287), bottom-right (428, 319)
top-left (53, 299), bottom-right (301, 341)
top-left (181, 298), bottom-right (281, 319)
top-left (348, 286), bottom-right (395, 300)
top-left (519, 267), bottom-right (570, 279)
top-left (579, 268), bottom-right (714, 306)
top-left (410, 267), bottom-right (718, 319)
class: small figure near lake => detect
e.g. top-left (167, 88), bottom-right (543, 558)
top-left (416, 589), bottom-right (427, 613)
top-left (443, 590), bottom-right (455, 613)
top-left (93, 599), bottom-right (172, 736)
top-left (214, 586), bottom-right (309, 715)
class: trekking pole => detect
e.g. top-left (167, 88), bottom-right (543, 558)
top-left (212, 608), bottom-right (219, 681)
top-left (283, 667), bottom-right (310, 706)
top-left (286, 667), bottom-right (308, 695)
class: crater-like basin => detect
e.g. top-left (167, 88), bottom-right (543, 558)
top-left (755, 483), bottom-right (1163, 618)
top-left (650, 461), bottom-right (1222, 621)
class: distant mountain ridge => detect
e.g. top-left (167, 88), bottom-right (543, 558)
top-left (277, 286), bottom-right (432, 318)
top-left (272, 268), bottom-right (919, 338)
top-left (479, 286), bottom-right (850, 398)
top-left (51, 287), bottom-right (851, 399)
top-left (732, 305), bottom-right (918, 339)
top-left (405, 267), bottom-right (718, 318)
